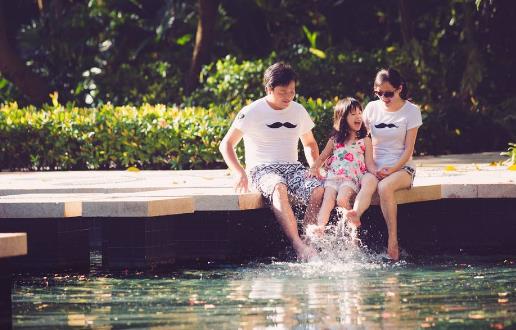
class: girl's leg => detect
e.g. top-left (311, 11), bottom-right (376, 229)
top-left (312, 187), bottom-right (337, 237)
top-left (336, 186), bottom-right (357, 226)
top-left (347, 173), bottom-right (378, 225)
top-left (377, 171), bottom-right (412, 261)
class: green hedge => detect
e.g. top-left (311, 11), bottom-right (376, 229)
top-left (2, 98), bottom-right (510, 171)
top-left (0, 98), bottom-right (335, 170)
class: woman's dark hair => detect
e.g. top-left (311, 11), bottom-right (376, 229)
top-left (374, 68), bottom-right (409, 100)
top-left (263, 62), bottom-right (297, 90)
top-left (331, 97), bottom-right (367, 145)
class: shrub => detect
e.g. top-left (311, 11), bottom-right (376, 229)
top-left (185, 55), bottom-right (271, 108)
top-left (0, 102), bottom-right (233, 170)
top-left (0, 98), bottom-right (338, 171)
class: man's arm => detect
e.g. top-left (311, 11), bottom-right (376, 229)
top-left (219, 127), bottom-right (248, 192)
top-left (300, 131), bottom-right (320, 168)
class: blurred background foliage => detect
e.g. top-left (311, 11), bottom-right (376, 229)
top-left (0, 0), bottom-right (515, 169)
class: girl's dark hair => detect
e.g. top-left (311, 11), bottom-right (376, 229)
top-left (374, 68), bottom-right (409, 100)
top-left (263, 62), bottom-right (297, 90)
top-left (331, 97), bottom-right (367, 145)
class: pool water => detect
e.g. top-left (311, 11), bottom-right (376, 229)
top-left (11, 224), bottom-right (516, 329)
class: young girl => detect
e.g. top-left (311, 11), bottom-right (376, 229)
top-left (308, 97), bottom-right (374, 236)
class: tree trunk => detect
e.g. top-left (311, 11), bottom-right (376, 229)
top-left (398, 0), bottom-right (414, 45)
top-left (185, 0), bottom-right (219, 94)
top-left (0, 1), bottom-right (49, 104)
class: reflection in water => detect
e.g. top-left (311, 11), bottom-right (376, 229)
top-left (11, 247), bottom-right (516, 329)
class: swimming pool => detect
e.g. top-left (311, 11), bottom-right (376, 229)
top-left (12, 249), bottom-right (516, 329)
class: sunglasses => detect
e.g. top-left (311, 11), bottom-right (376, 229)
top-left (374, 90), bottom-right (396, 98)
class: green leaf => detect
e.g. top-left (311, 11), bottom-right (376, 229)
top-left (309, 48), bottom-right (326, 59)
top-left (176, 34), bottom-right (192, 46)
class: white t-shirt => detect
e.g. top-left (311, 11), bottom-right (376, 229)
top-left (231, 97), bottom-right (315, 169)
top-left (363, 100), bottom-right (422, 169)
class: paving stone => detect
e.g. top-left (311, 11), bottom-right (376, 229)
top-left (83, 196), bottom-right (194, 217)
top-left (0, 233), bottom-right (27, 258)
top-left (0, 198), bottom-right (81, 218)
top-left (477, 183), bottom-right (516, 198)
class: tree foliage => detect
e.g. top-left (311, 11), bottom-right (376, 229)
top-left (0, 0), bottom-right (514, 155)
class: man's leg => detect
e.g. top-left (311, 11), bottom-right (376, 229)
top-left (377, 171), bottom-right (412, 261)
top-left (271, 183), bottom-right (316, 261)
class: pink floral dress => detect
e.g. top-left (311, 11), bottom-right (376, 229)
top-left (324, 138), bottom-right (367, 192)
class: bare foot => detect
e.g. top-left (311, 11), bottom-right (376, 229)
top-left (306, 224), bottom-right (325, 238)
top-left (387, 242), bottom-right (399, 261)
top-left (348, 226), bottom-right (362, 247)
top-left (293, 241), bottom-right (318, 262)
top-left (346, 210), bottom-right (361, 228)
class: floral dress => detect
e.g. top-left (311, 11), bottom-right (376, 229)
top-left (324, 138), bottom-right (367, 193)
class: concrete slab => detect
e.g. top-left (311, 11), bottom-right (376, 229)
top-left (0, 195), bottom-right (82, 218)
top-left (477, 183), bottom-right (516, 198)
top-left (83, 195), bottom-right (194, 217)
top-left (0, 152), bottom-right (513, 218)
top-left (441, 184), bottom-right (478, 199)
top-left (395, 185), bottom-right (442, 204)
top-left (0, 233), bottom-right (27, 258)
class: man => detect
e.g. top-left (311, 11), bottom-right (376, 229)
top-left (219, 62), bottom-right (324, 261)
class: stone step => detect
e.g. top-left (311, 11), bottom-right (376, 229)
top-left (0, 233), bottom-right (27, 259)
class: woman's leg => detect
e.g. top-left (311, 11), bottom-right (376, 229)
top-left (377, 171), bottom-right (412, 261)
top-left (347, 173), bottom-right (378, 225)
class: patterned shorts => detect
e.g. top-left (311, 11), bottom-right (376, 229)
top-left (249, 163), bottom-right (322, 205)
top-left (402, 165), bottom-right (416, 187)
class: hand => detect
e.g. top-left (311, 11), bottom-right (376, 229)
top-left (376, 167), bottom-right (393, 180)
top-left (233, 169), bottom-right (249, 193)
top-left (307, 166), bottom-right (322, 180)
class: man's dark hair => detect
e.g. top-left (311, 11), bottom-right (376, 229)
top-left (263, 62), bottom-right (297, 90)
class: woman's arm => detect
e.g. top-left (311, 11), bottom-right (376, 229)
top-left (377, 127), bottom-right (419, 178)
top-left (392, 127), bottom-right (419, 171)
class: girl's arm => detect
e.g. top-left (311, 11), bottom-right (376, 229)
top-left (308, 138), bottom-right (334, 178)
top-left (363, 136), bottom-right (376, 174)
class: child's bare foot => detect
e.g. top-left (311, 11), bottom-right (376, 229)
top-left (387, 242), bottom-right (399, 261)
top-left (346, 210), bottom-right (361, 228)
top-left (293, 241), bottom-right (318, 262)
top-left (306, 224), bottom-right (326, 238)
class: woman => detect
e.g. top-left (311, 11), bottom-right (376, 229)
top-left (346, 68), bottom-right (422, 260)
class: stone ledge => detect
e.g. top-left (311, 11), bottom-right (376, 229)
top-left (0, 198), bottom-right (81, 218)
top-left (0, 233), bottom-right (27, 258)
top-left (83, 196), bottom-right (194, 217)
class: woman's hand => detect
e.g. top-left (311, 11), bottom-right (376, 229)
top-left (376, 167), bottom-right (394, 180)
top-left (234, 168), bottom-right (249, 193)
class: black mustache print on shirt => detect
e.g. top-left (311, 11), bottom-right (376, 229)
top-left (375, 123), bottom-right (398, 129)
top-left (267, 122), bottom-right (297, 128)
